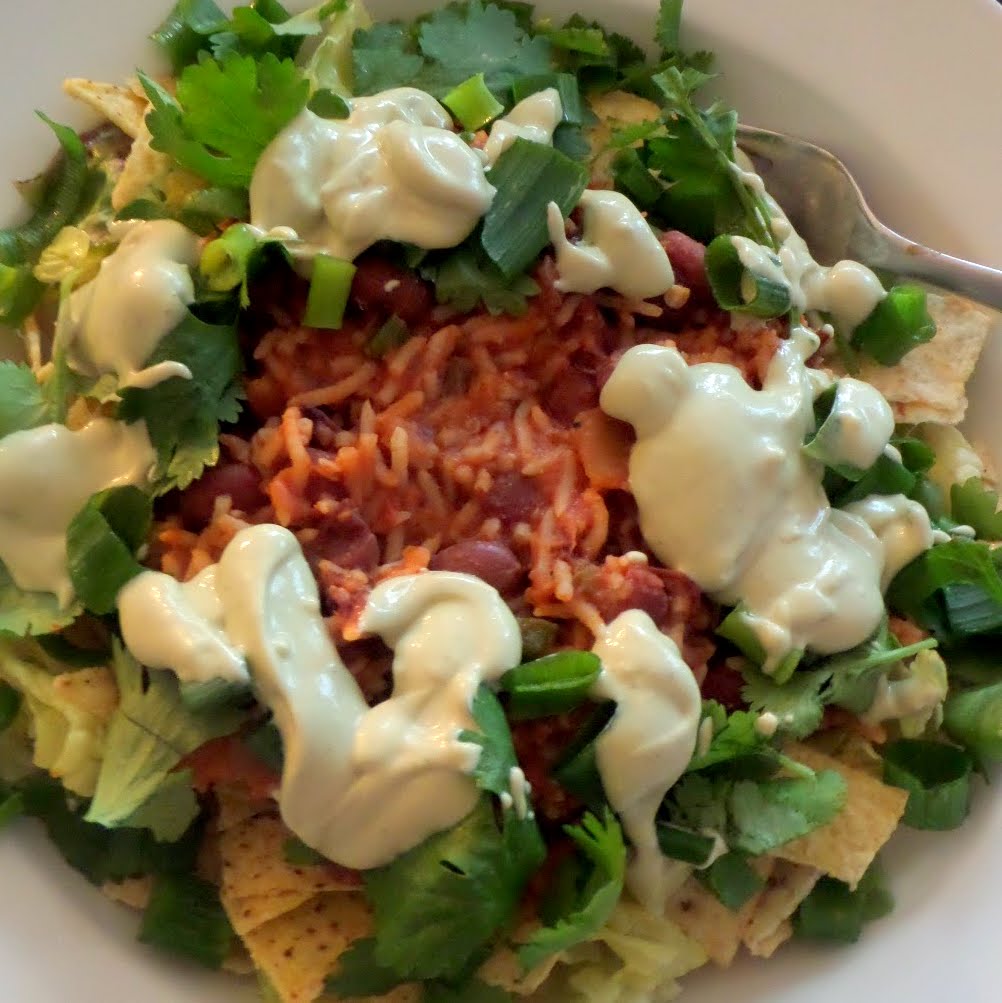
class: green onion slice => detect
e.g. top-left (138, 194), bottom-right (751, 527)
top-left (304, 254), bottom-right (356, 329)
top-left (511, 72), bottom-right (587, 125)
top-left (442, 73), bottom-right (504, 132)
top-left (365, 315), bottom-right (410, 358)
top-left (696, 850), bottom-right (765, 911)
top-left (307, 88), bottom-right (351, 120)
top-left (500, 650), bottom-right (601, 721)
top-left (200, 223), bottom-right (261, 294)
top-left (716, 605), bottom-right (801, 683)
top-left (655, 823), bottom-right (716, 865)
top-left (704, 235), bottom-right (791, 318)
top-left (851, 284), bottom-right (936, 365)
top-left (882, 738), bottom-right (972, 830)
top-left (943, 681), bottom-right (1002, 764)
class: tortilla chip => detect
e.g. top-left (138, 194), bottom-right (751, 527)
top-left (227, 889), bottom-right (319, 938)
top-left (831, 293), bottom-right (993, 425)
top-left (219, 813), bottom-right (360, 904)
top-left (62, 78), bottom-right (146, 138)
top-left (587, 90), bottom-right (662, 185)
top-left (102, 876), bottom-right (152, 911)
top-left (480, 929), bottom-right (562, 996)
top-left (741, 860), bottom-right (821, 958)
top-left (215, 783), bottom-right (275, 832)
top-left (776, 742), bottom-right (908, 888)
top-left (241, 892), bottom-right (418, 1003)
top-left (663, 857), bottom-right (774, 968)
top-left (111, 120), bottom-right (171, 212)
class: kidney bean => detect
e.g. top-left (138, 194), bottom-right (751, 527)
top-left (350, 256), bottom-right (433, 325)
top-left (483, 472), bottom-right (542, 525)
top-left (429, 540), bottom-right (523, 594)
top-left (661, 230), bottom-right (712, 300)
top-left (306, 512), bottom-right (380, 572)
top-left (544, 367), bottom-right (599, 425)
top-left (180, 463), bottom-right (264, 528)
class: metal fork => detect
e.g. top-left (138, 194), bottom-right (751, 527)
top-left (736, 125), bottom-right (1002, 310)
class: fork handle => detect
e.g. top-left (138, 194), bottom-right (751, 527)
top-left (871, 230), bottom-right (1002, 311)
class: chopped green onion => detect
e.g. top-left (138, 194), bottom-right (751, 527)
top-left (544, 26), bottom-right (610, 58)
top-left (500, 651), bottom-right (601, 720)
top-left (882, 739), bottom-right (972, 830)
top-left (826, 453), bottom-right (916, 507)
top-left (0, 115), bottom-right (91, 269)
top-left (696, 851), bottom-right (765, 910)
top-left (199, 223), bottom-right (261, 294)
top-left (0, 682), bottom-right (22, 733)
top-left (950, 477), bottom-right (1002, 541)
top-left (704, 235), bottom-right (791, 318)
top-left (655, 823), bottom-right (716, 865)
top-left (36, 631), bottom-right (111, 668)
top-left (442, 74), bottom-right (504, 131)
top-left (282, 836), bottom-right (327, 866)
top-left (517, 616), bottom-right (560, 662)
top-left (151, 0), bottom-right (228, 73)
top-left (850, 284), bottom-right (936, 365)
top-left (511, 72), bottom-right (587, 125)
top-left (553, 703), bottom-right (615, 811)
top-left (66, 486), bottom-right (153, 616)
top-left (716, 606), bottom-right (801, 683)
top-left (610, 148), bottom-right (664, 211)
top-left (794, 863), bottom-right (893, 943)
top-left (943, 682), bottom-right (1002, 763)
top-left (365, 315), bottom-right (410, 358)
top-left (480, 138), bottom-right (589, 279)
top-left (308, 88), bottom-right (351, 120)
top-left (0, 792), bottom-right (24, 832)
top-left (304, 254), bottom-right (356, 329)
top-left (139, 874), bottom-right (234, 968)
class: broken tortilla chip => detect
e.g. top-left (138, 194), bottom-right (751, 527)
top-left (663, 857), bottom-right (774, 968)
top-left (219, 812), bottom-right (360, 907)
top-left (829, 293), bottom-right (993, 425)
top-left (111, 120), bottom-right (171, 212)
top-left (63, 78), bottom-right (146, 138)
top-left (741, 860), bottom-right (821, 958)
top-left (241, 892), bottom-right (418, 1003)
top-left (587, 90), bottom-right (662, 186)
top-left (776, 742), bottom-right (908, 888)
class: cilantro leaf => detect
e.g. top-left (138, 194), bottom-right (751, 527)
top-left (950, 477), bottom-right (1002, 541)
top-left (728, 770), bottom-right (847, 855)
top-left (85, 642), bottom-right (245, 836)
top-left (458, 685), bottom-right (520, 797)
top-left (655, 0), bottom-right (684, 55)
top-left (517, 808), bottom-right (626, 971)
top-left (120, 770), bottom-right (201, 843)
top-left (351, 23), bottom-right (425, 97)
top-left (117, 310), bottom-right (243, 494)
top-left (670, 770), bottom-right (847, 857)
top-left (141, 53), bottom-right (309, 190)
top-left (139, 873), bottom-right (234, 968)
top-left (424, 979), bottom-right (512, 1003)
top-left (423, 245), bottom-right (539, 317)
top-left (325, 938), bottom-right (407, 999)
top-left (686, 700), bottom-right (775, 773)
top-left (365, 796), bottom-right (544, 982)
top-left (151, 0), bottom-right (229, 71)
top-left (740, 669), bottom-right (829, 740)
top-left (0, 361), bottom-right (51, 437)
top-left (418, 1), bottom-right (552, 96)
top-left (15, 773), bottom-right (203, 885)
top-left (0, 560), bottom-right (80, 637)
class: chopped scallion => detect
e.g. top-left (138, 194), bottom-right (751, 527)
top-left (704, 235), bottom-right (791, 318)
top-left (307, 88), bottom-right (351, 120)
top-left (794, 862), bottom-right (893, 943)
top-left (500, 650), bottom-right (601, 720)
top-left (882, 739), bottom-right (972, 830)
top-left (850, 284), bottom-right (936, 365)
top-left (511, 72), bottom-right (587, 125)
top-left (442, 73), bottom-right (504, 131)
top-left (655, 823), bottom-right (716, 865)
top-left (199, 223), bottom-right (261, 294)
top-left (943, 681), bottom-right (1002, 763)
top-left (480, 138), bottom-right (589, 279)
top-left (304, 254), bottom-right (356, 329)
top-left (365, 315), bottom-right (410, 358)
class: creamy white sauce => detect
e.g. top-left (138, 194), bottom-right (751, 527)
top-left (862, 649), bottom-right (947, 727)
top-left (591, 610), bottom-right (701, 914)
top-left (815, 378), bottom-right (896, 471)
top-left (117, 528), bottom-right (522, 869)
top-left (754, 711), bottom-right (780, 737)
top-left (730, 159), bottom-right (886, 332)
top-left (0, 419), bottom-right (155, 606)
top-left (68, 220), bottom-right (199, 389)
top-left (841, 494), bottom-right (936, 587)
top-left (600, 329), bottom-right (917, 668)
top-left (118, 565), bottom-right (249, 685)
top-left (250, 89), bottom-right (495, 263)
top-left (482, 88), bottom-right (562, 166)
top-left (546, 189), bottom-right (675, 301)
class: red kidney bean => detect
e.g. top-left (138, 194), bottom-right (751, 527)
top-left (429, 540), bottom-right (523, 594)
top-left (350, 256), bottom-right (433, 325)
top-left (544, 367), bottom-right (599, 425)
top-left (661, 230), bottom-right (711, 300)
top-left (594, 565), bottom-right (670, 625)
top-left (306, 512), bottom-right (381, 572)
top-left (483, 472), bottom-right (542, 525)
top-left (180, 463), bottom-right (264, 528)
